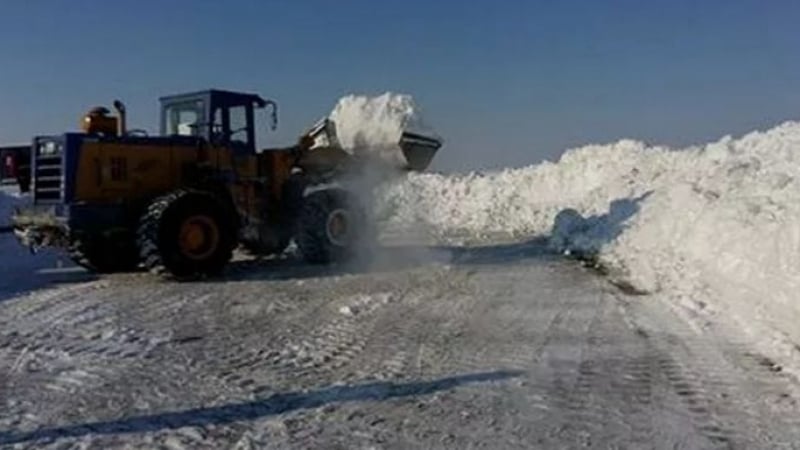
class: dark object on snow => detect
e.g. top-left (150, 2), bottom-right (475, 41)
top-left (0, 145), bottom-right (31, 192)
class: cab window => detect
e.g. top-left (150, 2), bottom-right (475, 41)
top-left (165, 100), bottom-right (205, 136)
top-left (229, 105), bottom-right (249, 146)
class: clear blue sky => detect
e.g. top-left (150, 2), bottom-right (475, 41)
top-left (1, 0), bottom-right (798, 171)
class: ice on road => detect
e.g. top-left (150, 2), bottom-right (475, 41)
top-left (0, 240), bottom-right (798, 449)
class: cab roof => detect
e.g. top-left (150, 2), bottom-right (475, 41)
top-left (159, 89), bottom-right (267, 108)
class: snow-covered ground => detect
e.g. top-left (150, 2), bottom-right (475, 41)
top-left (0, 188), bottom-right (75, 299)
top-left (2, 246), bottom-right (799, 448)
top-left (0, 187), bottom-right (23, 228)
top-left (376, 121), bottom-right (800, 373)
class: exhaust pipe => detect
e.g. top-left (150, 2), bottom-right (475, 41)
top-left (112, 100), bottom-right (127, 136)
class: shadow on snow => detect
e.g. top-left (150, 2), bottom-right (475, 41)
top-left (0, 370), bottom-right (522, 445)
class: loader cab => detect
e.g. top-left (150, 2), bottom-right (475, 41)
top-left (160, 89), bottom-right (276, 154)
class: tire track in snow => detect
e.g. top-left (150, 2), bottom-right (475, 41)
top-left (1, 286), bottom-right (165, 369)
top-left (221, 308), bottom-right (369, 392)
top-left (654, 354), bottom-right (735, 448)
top-left (0, 278), bottom-right (182, 433)
top-left (157, 280), bottom-right (414, 398)
top-left (613, 292), bottom-right (800, 449)
top-left (352, 269), bottom-right (478, 382)
top-left (618, 354), bottom-right (657, 446)
top-left (345, 301), bottom-right (423, 381)
top-left (261, 269), bottom-right (461, 387)
top-left (545, 290), bottom-right (609, 447)
top-left (412, 266), bottom-right (546, 376)
top-left (0, 279), bottom-right (109, 324)
top-left (615, 295), bottom-right (739, 448)
top-left (585, 298), bottom-right (660, 448)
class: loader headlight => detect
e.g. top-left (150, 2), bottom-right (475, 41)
top-left (38, 141), bottom-right (61, 156)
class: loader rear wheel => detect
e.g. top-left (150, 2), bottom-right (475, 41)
top-left (137, 190), bottom-right (234, 279)
top-left (69, 238), bottom-right (139, 273)
top-left (296, 189), bottom-right (369, 264)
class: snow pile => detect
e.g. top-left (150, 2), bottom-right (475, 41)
top-left (378, 122), bottom-right (800, 357)
top-left (0, 188), bottom-right (25, 227)
top-left (544, 124), bottom-right (800, 294)
top-left (328, 93), bottom-right (440, 168)
top-left (0, 188), bottom-right (67, 292)
top-left (378, 138), bottom-right (674, 240)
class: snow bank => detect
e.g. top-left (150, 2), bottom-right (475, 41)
top-left (0, 189), bottom-right (66, 289)
top-left (0, 188), bottom-right (25, 228)
top-left (378, 122), bottom-right (800, 362)
top-left (378, 138), bottom-right (672, 241)
top-left (327, 93), bottom-right (440, 168)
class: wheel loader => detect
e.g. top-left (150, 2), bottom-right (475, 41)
top-left (10, 89), bottom-right (441, 278)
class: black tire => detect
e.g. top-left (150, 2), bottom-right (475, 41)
top-left (69, 237), bottom-right (139, 273)
top-left (282, 173), bottom-right (307, 224)
top-left (137, 190), bottom-right (235, 279)
top-left (296, 189), bottom-right (370, 264)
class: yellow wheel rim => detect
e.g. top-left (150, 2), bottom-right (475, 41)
top-left (178, 215), bottom-right (220, 260)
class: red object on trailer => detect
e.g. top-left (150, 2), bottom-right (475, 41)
top-left (4, 153), bottom-right (17, 178)
top-left (0, 145), bottom-right (31, 191)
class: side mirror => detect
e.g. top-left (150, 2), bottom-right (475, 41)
top-left (264, 100), bottom-right (278, 131)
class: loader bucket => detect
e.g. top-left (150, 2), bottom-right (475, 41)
top-left (304, 117), bottom-right (442, 171)
top-left (399, 132), bottom-right (442, 171)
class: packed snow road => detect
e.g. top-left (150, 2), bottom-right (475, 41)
top-left (0, 240), bottom-right (800, 449)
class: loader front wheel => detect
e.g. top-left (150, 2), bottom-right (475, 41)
top-left (137, 190), bottom-right (234, 279)
top-left (296, 189), bottom-right (369, 264)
